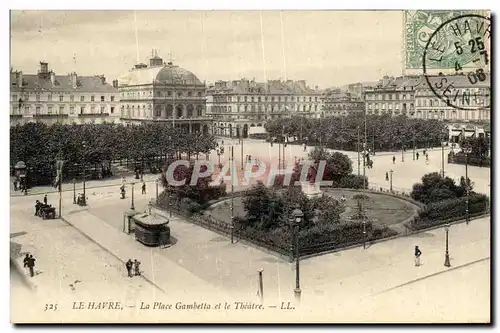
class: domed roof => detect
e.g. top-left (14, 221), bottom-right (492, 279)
top-left (118, 63), bottom-right (203, 87)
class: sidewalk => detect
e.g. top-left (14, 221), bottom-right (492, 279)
top-left (61, 207), bottom-right (231, 302)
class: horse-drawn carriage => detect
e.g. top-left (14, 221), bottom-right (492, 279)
top-left (37, 204), bottom-right (56, 219)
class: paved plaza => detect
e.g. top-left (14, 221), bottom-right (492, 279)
top-left (10, 140), bottom-right (491, 322)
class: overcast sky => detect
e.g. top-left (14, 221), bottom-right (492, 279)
top-left (10, 10), bottom-right (404, 88)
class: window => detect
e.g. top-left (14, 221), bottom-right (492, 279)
top-left (258, 97), bottom-right (261, 102)
top-left (59, 106), bottom-right (64, 114)
top-left (111, 95), bottom-right (115, 102)
top-left (70, 95), bottom-right (74, 102)
top-left (100, 106), bottom-right (105, 114)
top-left (100, 96), bottom-right (105, 102)
top-left (12, 95), bottom-right (17, 101)
top-left (36, 107), bottom-right (41, 114)
top-left (198, 91), bottom-right (202, 97)
top-left (244, 96), bottom-right (248, 102)
top-left (251, 97), bottom-right (254, 102)
top-left (110, 106), bottom-right (115, 114)
top-left (167, 91), bottom-right (172, 97)
top-left (91, 96), bottom-right (95, 102)
top-left (12, 107), bottom-right (18, 114)
top-left (91, 106), bottom-right (96, 113)
top-left (48, 106), bottom-right (53, 114)
top-left (81, 96), bottom-right (85, 102)
top-left (80, 107), bottom-right (84, 114)
top-left (188, 91), bottom-right (193, 97)
top-left (59, 95), bottom-right (64, 102)
top-left (48, 94), bottom-right (52, 101)
top-left (70, 107), bottom-right (75, 114)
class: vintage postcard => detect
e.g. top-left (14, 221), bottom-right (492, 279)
top-left (9, 9), bottom-right (491, 323)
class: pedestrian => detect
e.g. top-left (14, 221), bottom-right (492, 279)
top-left (416, 152), bottom-right (420, 160)
top-left (43, 195), bottom-right (47, 205)
top-left (392, 156), bottom-right (396, 164)
top-left (126, 259), bottom-right (133, 278)
top-left (425, 153), bottom-right (429, 161)
top-left (27, 255), bottom-right (36, 277)
top-left (134, 259), bottom-right (141, 276)
top-left (122, 176), bottom-right (126, 184)
top-left (141, 182), bottom-right (146, 195)
top-left (423, 149), bottom-right (426, 156)
top-left (414, 245), bottom-right (422, 267)
top-left (35, 200), bottom-right (41, 216)
top-left (303, 143), bottom-right (307, 152)
top-left (13, 179), bottom-right (18, 191)
top-left (385, 172), bottom-right (389, 181)
top-left (23, 253), bottom-right (30, 275)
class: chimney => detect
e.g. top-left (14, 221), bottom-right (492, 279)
top-left (100, 75), bottom-right (106, 85)
top-left (112, 79), bottom-right (118, 88)
top-left (15, 71), bottom-right (23, 87)
top-left (40, 61), bottom-right (48, 74)
top-left (71, 72), bottom-right (78, 89)
top-left (50, 71), bottom-right (56, 86)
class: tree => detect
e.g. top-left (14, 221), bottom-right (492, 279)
top-left (411, 172), bottom-right (471, 204)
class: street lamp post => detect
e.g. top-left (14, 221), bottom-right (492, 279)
top-left (444, 224), bottom-right (451, 267)
top-left (73, 178), bottom-right (76, 204)
top-left (389, 169), bottom-right (393, 193)
top-left (130, 182), bottom-right (135, 210)
top-left (155, 179), bottom-right (159, 204)
top-left (413, 135), bottom-right (416, 161)
top-left (363, 217), bottom-right (367, 250)
top-left (82, 141), bottom-right (87, 206)
top-left (230, 146), bottom-right (235, 244)
top-left (292, 207), bottom-right (304, 304)
top-left (464, 144), bottom-right (472, 224)
top-left (169, 193), bottom-right (173, 217)
top-left (401, 144), bottom-right (405, 162)
top-left (441, 141), bottom-right (445, 177)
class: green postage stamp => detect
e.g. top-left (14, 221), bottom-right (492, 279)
top-left (404, 10), bottom-right (490, 70)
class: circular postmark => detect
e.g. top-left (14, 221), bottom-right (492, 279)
top-left (423, 14), bottom-right (490, 111)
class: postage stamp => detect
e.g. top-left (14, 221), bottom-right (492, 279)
top-left (422, 14), bottom-right (491, 110)
top-left (404, 10), bottom-right (488, 70)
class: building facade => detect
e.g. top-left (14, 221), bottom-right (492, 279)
top-left (414, 74), bottom-right (490, 122)
top-left (10, 62), bottom-right (120, 126)
top-left (206, 78), bottom-right (322, 137)
top-left (117, 52), bottom-right (210, 134)
top-left (364, 76), bottom-right (420, 117)
top-left (321, 89), bottom-right (365, 117)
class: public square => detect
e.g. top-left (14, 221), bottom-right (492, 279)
top-left (10, 139), bottom-right (491, 323)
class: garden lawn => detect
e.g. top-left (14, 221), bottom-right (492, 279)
top-left (205, 189), bottom-right (418, 227)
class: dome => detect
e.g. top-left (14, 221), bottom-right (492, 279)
top-left (155, 64), bottom-right (203, 86)
top-left (118, 63), bottom-right (204, 87)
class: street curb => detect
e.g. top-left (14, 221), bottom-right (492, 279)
top-left (10, 178), bottom-right (159, 198)
top-left (10, 258), bottom-right (35, 291)
top-left (58, 216), bottom-right (168, 296)
top-left (405, 214), bottom-right (490, 235)
top-left (372, 256), bottom-right (490, 296)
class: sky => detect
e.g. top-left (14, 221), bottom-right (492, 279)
top-left (10, 10), bottom-right (405, 88)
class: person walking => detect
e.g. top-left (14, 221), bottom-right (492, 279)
top-left (35, 200), bottom-right (41, 216)
top-left (392, 156), bottom-right (396, 164)
top-left (133, 259), bottom-right (141, 276)
top-left (126, 259), bottom-right (133, 278)
top-left (385, 172), bottom-right (389, 181)
top-left (27, 255), bottom-right (36, 277)
top-left (141, 182), bottom-right (146, 195)
top-left (13, 179), bottom-right (18, 191)
top-left (416, 152), bottom-right (420, 160)
top-left (414, 246), bottom-right (422, 267)
top-left (43, 195), bottom-right (48, 205)
top-left (23, 253), bottom-right (30, 275)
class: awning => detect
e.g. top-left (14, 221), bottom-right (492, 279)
top-left (464, 132), bottom-right (475, 138)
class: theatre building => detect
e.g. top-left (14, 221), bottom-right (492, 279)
top-left (117, 51), bottom-right (210, 134)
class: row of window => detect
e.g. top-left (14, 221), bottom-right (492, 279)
top-left (210, 104), bottom-right (318, 113)
top-left (365, 93), bottom-right (410, 101)
top-left (11, 105), bottom-right (115, 115)
top-left (366, 103), bottom-right (414, 110)
top-left (12, 94), bottom-right (116, 103)
top-left (415, 88), bottom-right (490, 96)
top-left (415, 97), bottom-right (488, 107)
top-left (213, 95), bottom-right (319, 103)
top-left (121, 90), bottom-right (203, 99)
top-left (364, 109), bottom-right (489, 121)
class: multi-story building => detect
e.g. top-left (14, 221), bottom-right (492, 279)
top-left (321, 88), bottom-right (365, 117)
top-left (10, 62), bottom-right (120, 126)
top-left (206, 78), bottom-right (322, 137)
top-left (414, 74), bottom-right (490, 122)
top-left (364, 75), bottom-right (421, 117)
top-left (117, 51), bottom-right (210, 134)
